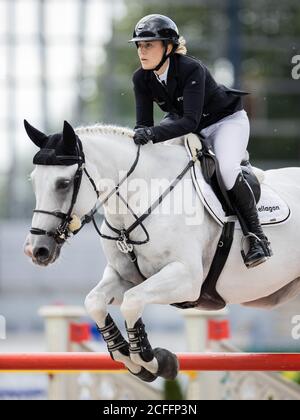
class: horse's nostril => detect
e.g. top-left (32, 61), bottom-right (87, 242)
top-left (33, 247), bottom-right (50, 261)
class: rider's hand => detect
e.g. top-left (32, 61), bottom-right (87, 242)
top-left (133, 127), bottom-right (156, 145)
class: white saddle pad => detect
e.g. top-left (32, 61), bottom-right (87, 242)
top-left (184, 134), bottom-right (291, 228)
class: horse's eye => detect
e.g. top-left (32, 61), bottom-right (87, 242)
top-left (56, 179), bottom-right (71, 190)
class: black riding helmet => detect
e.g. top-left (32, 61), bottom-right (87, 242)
top-left (129, 14), bottom-right (180, 72)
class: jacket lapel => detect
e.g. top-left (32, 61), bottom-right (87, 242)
top-left (165, 55), bottom-right (179, 101)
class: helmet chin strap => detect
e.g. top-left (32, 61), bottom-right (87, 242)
top-left (152, 41), bottom-right (176, 72)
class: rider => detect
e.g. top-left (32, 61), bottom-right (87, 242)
top-left (129, 14), bottom-right (273, 269)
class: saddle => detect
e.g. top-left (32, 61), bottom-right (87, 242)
top-left (195, 134), bottom-right (261, 217)
top-left (172, 135), bottom-right (263, 312)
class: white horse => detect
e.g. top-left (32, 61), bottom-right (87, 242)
top-left (24, 120), bottom-right (300, 382)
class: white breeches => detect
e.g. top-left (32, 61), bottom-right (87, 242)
top-left (200, 110), bottom-right (250, 190)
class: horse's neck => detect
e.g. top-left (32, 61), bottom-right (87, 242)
top-left (81, 131), bottom-right (221, 260)
top-left (81, 132), bottom-right (209, 234)
top-left (81, 133), bottom-right (136, 184)
top-left (80, 133), bottom-right (155, 228)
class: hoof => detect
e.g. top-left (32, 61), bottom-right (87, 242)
top-left (129, 367), bottom-right (157, 383)
top-left (153, 348), bottom-right (179, 380)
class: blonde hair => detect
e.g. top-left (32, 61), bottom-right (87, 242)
top-left (175, 36), bottom-right (187, 55)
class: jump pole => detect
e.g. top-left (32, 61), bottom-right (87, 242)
top-left (0, 353), bottom-right (300, 373)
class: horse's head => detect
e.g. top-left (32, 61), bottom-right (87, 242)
top-left (24, 120), bottom-right (98, 266)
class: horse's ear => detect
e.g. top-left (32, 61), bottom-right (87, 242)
top-left (62, 120), bottom-right (77, 154)
top-left (24, 120), bottom-right (48, 148)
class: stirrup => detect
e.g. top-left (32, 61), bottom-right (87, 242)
top-left (247, 233), bottom-right (272, 258)
top-left (240, 233), bottom-right (270, 268)
top-left (243, 253), bottom-right (268, 269)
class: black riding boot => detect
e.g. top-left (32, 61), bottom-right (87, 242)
top-left (227, 173), bottom-right (273, 268)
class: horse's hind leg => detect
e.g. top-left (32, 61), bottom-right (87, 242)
top-left (121, 261), bottom-right (201, 381)
top-left (84, 265), bottom-right (155, 380)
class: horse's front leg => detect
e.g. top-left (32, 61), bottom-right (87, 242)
top-left (84, 264), bottom-right (157, 382)
top-left (120, 261), bottom-right (202, 381)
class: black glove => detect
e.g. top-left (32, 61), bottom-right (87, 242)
top-left (133, 127), bottom-right (156, 145)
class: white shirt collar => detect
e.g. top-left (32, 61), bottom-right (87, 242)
top-left (154, 60), bottom-right (170, 85)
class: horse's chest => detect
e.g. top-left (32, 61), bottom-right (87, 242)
top-left (109, 244), bottom-right (170, 285)
top-left (136, 251), bottom-right (169, 277)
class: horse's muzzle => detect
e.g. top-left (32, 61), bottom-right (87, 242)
top-left (23, 234), bottom-right (33, 258)
top-left (24, 234), bottom-right (61, 266)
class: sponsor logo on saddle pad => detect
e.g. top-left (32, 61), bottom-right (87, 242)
top-left (258, 205), bottom-right (280, 213)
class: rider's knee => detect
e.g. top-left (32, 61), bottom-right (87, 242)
top-left (218, 162), bottom-right (242, 190)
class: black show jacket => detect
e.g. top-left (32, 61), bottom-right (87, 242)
top-left (132, 53), bottom-right (248, 143)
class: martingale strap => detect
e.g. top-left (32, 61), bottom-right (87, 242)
top-left (91, 157), bottom-right (196, 246)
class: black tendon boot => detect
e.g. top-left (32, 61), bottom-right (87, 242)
top-left (227, 173), bottom-right (273, 268)
top-left (97, 314), bottom-right (129, 358)
top-left (125, 318), bottom-right (154, 362)
top-left (98, 315), bottom-right (157, 382)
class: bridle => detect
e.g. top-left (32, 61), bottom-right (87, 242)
top-left (30, 135), bottom-right (198, 277)
top-left (30, 140), bottom-right (99, 244)
top-left (30, 137), bottom-right (144, 245)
